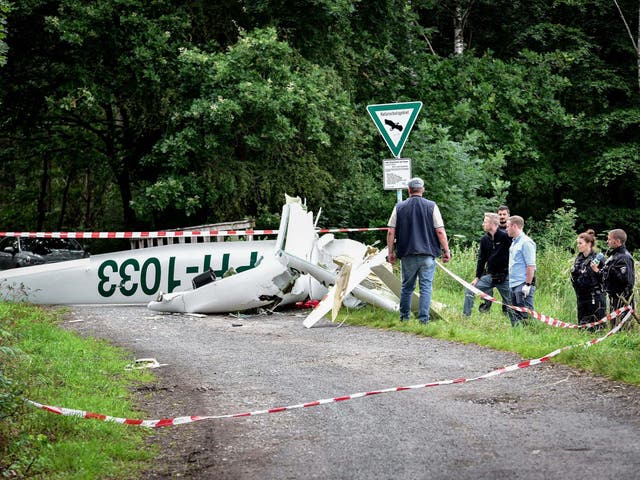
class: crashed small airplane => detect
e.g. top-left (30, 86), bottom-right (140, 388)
top-left (1, 196), bottom-right (428, 325)
top-left (146, 197), bottom-right (407, 320)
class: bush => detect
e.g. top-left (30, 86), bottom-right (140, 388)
top-left (530, 199), bottom-right (578, 251)
top-left (0, 324), bottom-right (31, 477)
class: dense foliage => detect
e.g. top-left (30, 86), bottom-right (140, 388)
top-left (1, 1), bottom-right (638, 249)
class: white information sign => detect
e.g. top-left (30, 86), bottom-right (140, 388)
top-left (383, 158), bottom-right (412, 190)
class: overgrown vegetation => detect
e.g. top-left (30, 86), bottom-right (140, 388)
top-left (1, 1), bottom-right (638, 250)
top-left (0, 303), bottom-right (154, 479)
top-left (345, 293), bottom-right (640, 385)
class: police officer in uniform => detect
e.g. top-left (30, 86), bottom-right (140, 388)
top-left (570, 229), bottom-right (606, 328)
top-left (594, 229), bottom-right (635, 326)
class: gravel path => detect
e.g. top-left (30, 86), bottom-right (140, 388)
top-left (64, 305), bottom-right (640, 479)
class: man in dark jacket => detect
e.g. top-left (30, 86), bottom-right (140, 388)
top-left (479, 205), bottom-right (510, 312)
top-left (497, 205), bottom-right (510, 231)
top-left (387, 177), bottom-right (451, 324)
top-left (596, 229), bottom-right (635, 322)
top-left (463, 213), bottom-right (511, 316)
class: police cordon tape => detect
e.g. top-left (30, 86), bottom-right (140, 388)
top-left (21, 258), bottom-right (634, 427)
top-left (0, 227), bottom-right (389, 239)
top-left (24, 304), bottom-right (633, 428)
top-left (24, 308), bottom-right (633, 428)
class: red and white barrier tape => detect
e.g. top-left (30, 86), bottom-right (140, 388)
top-left (317, 227), bottom-right (388, 234)
top-left (0, 227), bottom-right (388, 239)
top-left (435, 261), bottom-right (628, 330)
top-left (25, 310), bottom-right (633, 428)
top-left (0, 230), bottom-right (277, 239)
top-left (23, 254), bottom-right (633, 428)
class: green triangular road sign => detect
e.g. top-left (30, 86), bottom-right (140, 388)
top-left (367, 101), bottom-right (423, 158)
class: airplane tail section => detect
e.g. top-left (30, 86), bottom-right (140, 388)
top-left (276, 196), bottom-right (316, 260)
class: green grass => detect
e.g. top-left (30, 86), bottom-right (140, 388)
top-left (1, 243), bottom-right (638, 477)
top-left (1, 303), bottom-right (156, 479)
top-left (342, 246), bottom-right (640, 385)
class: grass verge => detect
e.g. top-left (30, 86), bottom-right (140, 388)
top-left (342, 275), bottom-right (640, 386)
top-left (1, 302), bottom-right (155, 479)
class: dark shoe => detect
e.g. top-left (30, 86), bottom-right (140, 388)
top-left (478, 300), bottom-right (492, 313)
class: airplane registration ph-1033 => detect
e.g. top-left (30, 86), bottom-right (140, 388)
top-left (1, 196), bottom-right (428, 326)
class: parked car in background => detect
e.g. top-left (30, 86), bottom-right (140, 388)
top-left (0, 237), bottom-right (89, 270)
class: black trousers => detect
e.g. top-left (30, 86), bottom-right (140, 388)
top-left (576, 291), bottom-right (606, 326)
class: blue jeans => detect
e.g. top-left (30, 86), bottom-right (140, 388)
top-left (400, 254), bottom-right (436, 323)
top-left (462, 274), bottom-right (511, 316)
top-left (509, 283), bottom-right (535, 326)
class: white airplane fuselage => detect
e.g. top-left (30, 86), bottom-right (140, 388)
top-left (0, 199), bottom-right (400, 318)
top-left (0, 241), bottom-right (274, 304)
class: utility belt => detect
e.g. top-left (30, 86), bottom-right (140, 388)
top-left (575, 286), bottom-right (603, 295)
top-left (607, 288), bottom-right (632, 298)
top-left (521, 276), bottom-right (536, 286)
top-left (489, 272), bottom-right (508, 285)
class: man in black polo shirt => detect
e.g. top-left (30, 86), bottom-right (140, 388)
top-left (480, 205), bottom-right (510, 312)
top-left (463, 212), bottom-right (511, 316)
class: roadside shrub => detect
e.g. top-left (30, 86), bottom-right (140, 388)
top-left (531, 199), bottom-right (578, 251)
top-left (0, 320), bottom-right (31, 478)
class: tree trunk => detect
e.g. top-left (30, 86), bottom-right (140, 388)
top-left (613, 0), bottom-right (640, 92)
top-left (115, 167), bottom-right (136, 229)
top-left (57, 172), bottom-right (72, 230)
top-left (104, 103), bottom-right (137, 230)
top-left (37, 155), bottom-right (49, 230)
top-left (83, 170), bottom-right (91, 229)
top-left (454, 4), bottom-right (464, 55)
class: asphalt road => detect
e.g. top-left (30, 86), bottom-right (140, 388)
top-left (64, 305), bottom-right (640, 480)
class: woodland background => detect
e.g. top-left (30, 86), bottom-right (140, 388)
top-left (0, 1), bottom-right (638, 251)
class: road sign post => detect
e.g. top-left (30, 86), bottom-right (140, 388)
top-left (367, 101), bottom-right (422, 159)
top-left (368, 101), bottom-right (422, 202)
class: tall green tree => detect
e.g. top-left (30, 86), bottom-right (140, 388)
top-left (505, 0), bottom-right (640, 241)
top-left (1, 0), bottom-right (638, 247)
top-left (1, 0), bottom-right (190, 229)
top-left (404, 52), bottom-right (571, 218)
top-left (133, 27), bottom-right (358, 226)
top-left (406, 0), bottom-right (640, 243)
